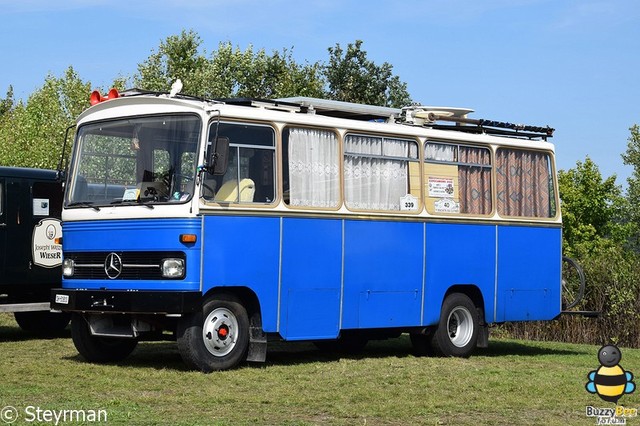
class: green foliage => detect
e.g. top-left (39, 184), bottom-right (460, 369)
top-left (558, 156), bottom-right (629, 256)
top-left (134, 31), bottom-right (410, 107)
top-left (0, 67), bottom-right (91, 169)
top-left (135, 30), bottom-right (325, 100)
top-left (0, 85), bottom-right (14, 117)
top-left (622, 124), bottom-right (640, 248)
top-left (325, 40), bottom-right (412, 108)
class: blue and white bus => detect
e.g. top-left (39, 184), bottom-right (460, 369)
top-left (52, 88), bottom-right (562, 371)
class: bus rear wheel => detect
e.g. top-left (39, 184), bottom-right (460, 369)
top-left (177, 293), bottom-right (249, 372)
top-left (71, 314), bottom-right (138, 363)
top-left (431, 293), bottom-right (479, 358)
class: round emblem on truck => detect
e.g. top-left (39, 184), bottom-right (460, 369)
top-left (104, 253), bottom-right (123, 279)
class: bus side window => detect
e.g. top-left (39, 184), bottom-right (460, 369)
top-left (282, 127), bottom-right (340, 208)
top-left (206, 122), bottom-right (276, 204)
top-left (496, 148), bottom-right (556, 218)
top-left (344, 134), bottom-right (419, 211)
top-left (424, 142), bottom-right (492, 215)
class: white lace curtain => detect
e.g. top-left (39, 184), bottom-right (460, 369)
top-left (344, 135), bottom-right (413, 210)
top-left (425, 143), bottom-right (455, 162)
top-left (288, 128), bottom-right (339, 207)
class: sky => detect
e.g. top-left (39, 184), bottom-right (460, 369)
top-left (1, 0), bottom-right (638, 187)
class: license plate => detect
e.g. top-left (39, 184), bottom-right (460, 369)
top-left (55, 294), bottom-right (69, 305)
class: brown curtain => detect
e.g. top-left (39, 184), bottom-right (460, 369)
top-left (496, 149), bottom-right (551, 217)
top-left (458, 147), bottom-right (492, 215)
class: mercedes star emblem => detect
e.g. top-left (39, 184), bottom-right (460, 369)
top-left (104, 253), bottom-right (123, 279)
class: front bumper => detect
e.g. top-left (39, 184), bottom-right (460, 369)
top-left (51, 288), bottom-right (202, 314)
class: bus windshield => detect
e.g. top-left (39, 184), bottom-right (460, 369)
top-left (66, 115), bottom-right (201, 207)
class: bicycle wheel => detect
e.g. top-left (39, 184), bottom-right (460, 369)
top-left (562, 256), bottom-right (586, 310)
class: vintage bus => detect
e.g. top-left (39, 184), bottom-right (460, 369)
top-left (51, 88), bottom-right (562, 371)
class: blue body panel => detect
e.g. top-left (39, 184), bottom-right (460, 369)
top-left (62, 218), bottom-right (202, 291)
top-left (496, 225), bottom-right (562, 321)
top-left (342, 220), bottom-right (423, 329)
top-left (279, 218), bottom-right (342, 339)
top-left (64, 215), bottom-right (562, 339)
top-left (423, 223), bottom-right (497, 326)
top-left (201, 216), bottom-right (281, 333)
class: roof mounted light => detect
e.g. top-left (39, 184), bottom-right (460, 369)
top-left (89, 88), bottom-right (120, 105)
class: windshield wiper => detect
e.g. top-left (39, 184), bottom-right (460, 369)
top-left (67, 201), bottom-right (100, 211)
top-left (110, 199), bottom-right (154, 209)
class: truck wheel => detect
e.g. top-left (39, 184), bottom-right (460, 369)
top-left (177, 293), bottom-right (249, 372)
top-left (14, 311), bottom-right (71, 334)
top-left (431, 293), bottom-right (479, 358)
top-left (71, 314), bottom-right (138, 363)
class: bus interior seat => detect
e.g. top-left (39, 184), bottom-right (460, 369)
top-left (214, 178), bottom-right (255, 202)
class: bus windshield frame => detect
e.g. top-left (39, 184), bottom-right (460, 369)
top-left (65, 114), bottom-right (202, 208)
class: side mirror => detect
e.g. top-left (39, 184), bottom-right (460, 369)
top-left (207, 137), bottom-right (229, 175)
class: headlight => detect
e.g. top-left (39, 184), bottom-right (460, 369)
top-left (62, 258), bottom-right (75, 277)
top-left (161, 258), bottom-right (185, 278)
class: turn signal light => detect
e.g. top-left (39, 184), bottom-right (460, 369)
top-left (180, 234), bottom-right (197, 244)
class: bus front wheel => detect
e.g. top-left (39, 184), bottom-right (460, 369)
top-left (177, 294), bottom-right (249, 372)
top-left (431, 293), bottom-right (479, 358)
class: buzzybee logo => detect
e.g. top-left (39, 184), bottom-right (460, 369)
top-left (586, 345), bottom-right (636, 403)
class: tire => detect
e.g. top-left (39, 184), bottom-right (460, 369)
top-left (177, 293), bottom-right (249, 372)
top-left (14, 311), bottom-right (71, 335)
top-left (431, 293), bottom-right (479, 358)
top-left (70, 314), bottom-right (138, 363)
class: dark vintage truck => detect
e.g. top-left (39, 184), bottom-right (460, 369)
top-left (0, 166), bottom-right (69, 333)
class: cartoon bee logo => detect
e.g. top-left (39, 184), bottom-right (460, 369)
top-left (586, 344), bottom-right (635, 403)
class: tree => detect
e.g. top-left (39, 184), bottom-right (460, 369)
top-left (622, 125), bottom-right (640, 247)
top-left (558, 157), bottom-right (629, 255)
top-left (135, 29), bottom-right (210, 96)
top-left (325, 40), bottom-right (411, 108)
top-left (135, 32), bottom-right (412, 107)
top-left (135, 31), bottom-right (325, 99)
top-left (0, 86), bottom-right (14, 117)
top-left (0, 67), bottom-right (90, 169)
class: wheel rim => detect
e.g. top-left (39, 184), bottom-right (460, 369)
top-left (202, 307), bottom-right (239, 357)
top-left (447, 306), bottom-right (474, 348)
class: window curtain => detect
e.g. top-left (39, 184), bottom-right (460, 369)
top-left (344, 135), bottom-right (409, 210)
top-left (288, 128), bottom-right (339, 207)
top-left (425, 143), bottom-right (455, 161)
top-left (496, 149), bottom-right (551, 217)
top-left (458, 147), bottom-right (492, 215)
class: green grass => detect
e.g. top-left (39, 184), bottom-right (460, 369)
top-left (1, 313), bottom-right (638, 425)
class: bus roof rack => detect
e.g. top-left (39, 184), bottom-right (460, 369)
top-left (401, 105), bottom-right (554, 140)
top-left (277, 97), bottom-right (401, 122)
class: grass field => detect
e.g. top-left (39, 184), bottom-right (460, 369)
top-left (1, 313), bottom-right (639, 425)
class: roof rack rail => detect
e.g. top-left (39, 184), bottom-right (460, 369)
top-left (219, 98), bottom-right (302, 113)
top-left (118, 88), bottom-right (214, 103)
top-left (277, 97), bottom-right (400, 121)
top-left (401, 105), bottom-right (554, 140)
